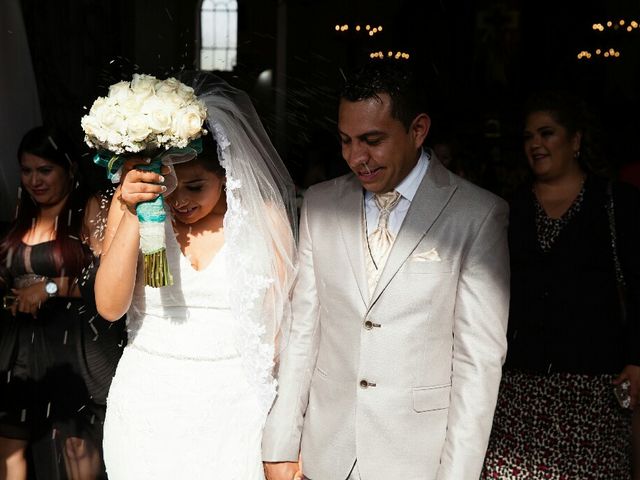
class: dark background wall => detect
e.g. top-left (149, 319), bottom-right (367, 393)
top-left (15, 0), bottom-right (640, 197)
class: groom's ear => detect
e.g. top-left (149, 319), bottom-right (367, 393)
top-left (410, 114), bottom-right (431, 149)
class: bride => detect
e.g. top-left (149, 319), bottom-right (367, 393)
top-left (95, 73), bottom-right (297, 479)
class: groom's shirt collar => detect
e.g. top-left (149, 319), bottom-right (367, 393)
top-left (364, 149), bottom-right (430, 236)
top-left (364, 148), bottom-right (430, 203)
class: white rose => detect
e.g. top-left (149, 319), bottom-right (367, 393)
top-left (172, 105), bottom-right (205, 140)
top-left (91, 100), bottom-right (127, 135)
top-left (105, 130), bottom-right (125, 152)
top-left (155, 89), bottom-right (184, 109)
top-left (119, 93), bottom-right (145, 117)
top-left (143, 99), bottom-right (173, 134)
top-left (88, 96), bottom-right (108, 115)
top-left (176, 83), bottom-right (197, 103)
top-left (130, 74), bottom-right (157, 99)
top-left (127, 113), bottom-right (152, 142)
top-left (156, 77), bottom-right (181, 96)
top-left (81, 114), bottom-right (99, 138)
top-left (81, 115), bottom-right (108, 147)
top-left (108, 81), bottom-right (132, 104)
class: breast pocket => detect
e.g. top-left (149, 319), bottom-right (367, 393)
top-left (405, 259), bottom-right (453, 275)
top-left (412, 383), bottom-right (451, 412)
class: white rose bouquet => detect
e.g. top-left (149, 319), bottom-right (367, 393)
top-left (81, 74), bottom-right (207, 287)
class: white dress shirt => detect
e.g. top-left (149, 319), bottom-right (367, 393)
top-left (364, 149), bottom-right (430, 236)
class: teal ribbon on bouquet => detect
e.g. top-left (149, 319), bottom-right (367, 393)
top-left (93, 139), bottom-right (203, 287)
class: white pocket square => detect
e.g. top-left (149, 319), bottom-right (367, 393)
top-left (411, 248), bottom-right (441, 262)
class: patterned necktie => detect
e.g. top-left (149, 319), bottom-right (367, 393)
top-left (368, 190), bottom-right (402, 272)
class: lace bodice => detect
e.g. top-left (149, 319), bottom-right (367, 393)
top-left (126, 221), bottom-right (237, 361)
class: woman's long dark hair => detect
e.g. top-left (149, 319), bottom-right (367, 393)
top-left (0, 126), bottom-right (92, 279)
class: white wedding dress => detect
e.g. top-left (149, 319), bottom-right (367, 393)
top-left (103, 223), bottom-right (266, 479)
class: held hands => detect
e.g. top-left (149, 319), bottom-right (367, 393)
top-left (10, 281), bottom-right (49, 317)
top-left (614, 364), bottom-right (640, 409)
top-left (264, 461), bottom-right (302, 480)
top-left (118, 158), bottom-right (169, 214)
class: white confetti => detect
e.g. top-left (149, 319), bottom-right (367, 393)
top-left (5, 247), bottom-right (13, 269)
top-left (48, 136), bottom-right (58, 150)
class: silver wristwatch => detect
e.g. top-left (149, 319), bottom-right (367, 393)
top-left (44, 278), bottom-right (58, 297)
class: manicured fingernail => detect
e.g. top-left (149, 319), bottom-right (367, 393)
top-left (159, 176), bottom-right (165, 182)
top-left (161, 186), bottom-right (167, 192)
top-left (145, 158), bottom-right (151, 163)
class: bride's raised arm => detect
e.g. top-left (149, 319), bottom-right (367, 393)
top-left (95, 160), bottom-right (165, 321)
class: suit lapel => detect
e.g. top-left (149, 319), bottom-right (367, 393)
top-left (336, 176), bottom-right (369, 306)
top-left (370, 158), bottom-right (457, 304)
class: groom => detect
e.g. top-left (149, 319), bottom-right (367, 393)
top-left (263, 61), bottom-right (510, 480)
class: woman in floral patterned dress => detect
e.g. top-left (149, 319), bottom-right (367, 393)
top-left (482, 91), bottom-right (640, 479)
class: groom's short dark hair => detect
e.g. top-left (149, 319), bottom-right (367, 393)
top-left (340, 60), bottom-right (427, 131)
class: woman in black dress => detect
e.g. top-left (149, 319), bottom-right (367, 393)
top-left (482, 92), bottom-right (640, 479)
top-left (0, 126), bottom-right (123, 479)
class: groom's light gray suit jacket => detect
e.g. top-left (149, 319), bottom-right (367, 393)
top-left (263, 156), bottom-right (510, 480)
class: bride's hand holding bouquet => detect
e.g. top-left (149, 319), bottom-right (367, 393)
top-left (116, 157), bottom-right (168, 214)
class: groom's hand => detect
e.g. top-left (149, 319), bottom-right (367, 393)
top-left (263, 461), bottom-right (301, 480)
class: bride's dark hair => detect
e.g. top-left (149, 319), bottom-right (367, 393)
top-left (195, 131), bottom-right (224, 177)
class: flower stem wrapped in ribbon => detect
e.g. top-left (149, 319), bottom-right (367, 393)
top-left (83, 74), bottom-right (207, 287)
top-left (134, 159), bottom-right (172, 288)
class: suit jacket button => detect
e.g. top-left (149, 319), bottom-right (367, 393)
top-left (364, 320), bottom-right (373, 330)
top-left (359, 379), bottom-right (369, 389)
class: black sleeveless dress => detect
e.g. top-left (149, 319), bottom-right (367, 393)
top-left (0, 240), bottom-right (125, 479)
